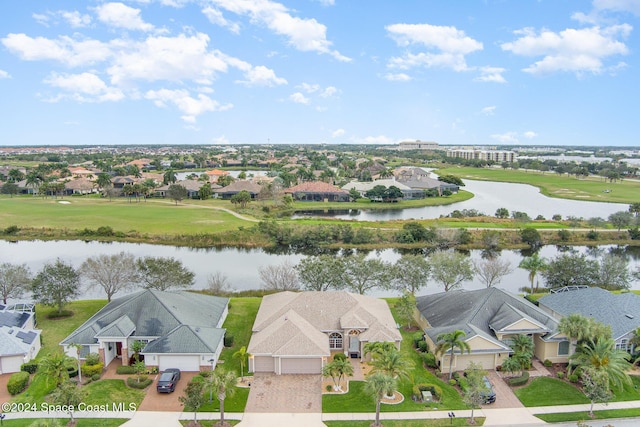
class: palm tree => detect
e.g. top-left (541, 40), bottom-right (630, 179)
top-left (25, 170), bottom-right (42, 196)
top-left (629, 327), bottom-right (640, 357)
top-left (233, 346), bottom-right (248, 383)
top-left (369, 347), bottom-right (414, 383)
top-left (364, 372), bottom-right (397, 427)
top-left (38, 353), bottom-right (74, 386)
top-left (571, 337), bottom-right (632, 391)
top-left (558, 313), bottom-right (592, 357)
top-left (322, 358), bottom-right (354, 391)
top-left (518, 253), bottom-right (547, 293)
top-left (211, 369), bottom-right (237, 426)
top-left (68, 343), bottom-right (83, 383)
top-left (163, 169), bottom-right (177, 185)
top-left (436, 330), bottom-right (471, 380)
top-left (95, 173), bottom-right (112, 189)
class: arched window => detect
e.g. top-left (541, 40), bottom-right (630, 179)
top-left (329, 332), bottom-right (343, 350)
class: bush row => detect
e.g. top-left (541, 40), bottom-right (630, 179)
top-left (507, 371), bottom-right (530, 387)
top-left (7, 371), bottom-right (30, 395)
top-left (127, 376), bottom-right (153, 389)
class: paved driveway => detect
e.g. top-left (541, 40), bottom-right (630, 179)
top-left (245, 373), bottom-right (322, 413)
top-left (483, 370), bottom-right (524, 409)
top-left (137, 372), bottom-right (198, 412)
top-left (0, 374), bottom-right (12, 405)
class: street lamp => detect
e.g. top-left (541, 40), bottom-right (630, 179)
top-left (208, 358), bottom-right (215, 403)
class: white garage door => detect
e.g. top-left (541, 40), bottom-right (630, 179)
top-left (158, 355), bottom-right (200, 372)
top-left (280, 358), bottom-right (322, 374)
top-left (0, 355), bottom-right (24, 374)
top-left (457, 354), bottom-right (496, 370)
top-left (253, 356), bottom-right (275, 373)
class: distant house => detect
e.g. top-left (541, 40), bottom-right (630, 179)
top-left (65, 178), bottom-right (98, 195)
top-left (0, 304), bottom-right (41, 374)
top-left (111, 176), bottom-right (139, 189)
top-left (248, 291), bottom-right (401, 375)
top-left (61, 290), bottom-right (228, 372)
top-left (395, 167), bottom-right (459, 193)
top-left (539, 287), bottom-right (640, 353)
top-left (416, 288), bottom-right (568, 371)
top-left (284, 181), bottom-right (349, 202)
top-left (156, 180), bottom-right (211, 199)
top-left (342, 179), bottom-right (424, 200)
top-left (215, 180), bottom-right (262, 199)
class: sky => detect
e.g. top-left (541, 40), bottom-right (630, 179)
top-left (1, 0), bottom-right (639, 147)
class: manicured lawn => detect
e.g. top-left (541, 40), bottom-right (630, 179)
top-left (82, 379), bottom-right (145, 407)
top-left (436, 166), bottom-right (640, 204)
top-left (1, 419), bottom-right (128, 427)
top-left (325, 419), bottom-right (484, 426)
top-left (536, 408), bottom-right (640, 423)
top-left (323, 298), bottom-right (467, 412)
top-left (36, 300), bottom-right (109, 357)
top-left (193, 297), bottom-right (261, 413)
top-left (180, 420), bottom-right (241, 426)
top-left (514, 377), bottom-right (589, 407)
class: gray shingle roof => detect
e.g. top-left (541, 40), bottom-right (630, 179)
top-left (143, 325), bottom-right (225, 354)
top-left (61, 290), bottom-right (228, 355)
top-left (95, 315), bottom-right (136, 338)
top-left (416, 288), bottom-right (558, 346)
top-left (0, 326), bottom-right (41, 356)
top-left (539, 287), bottom-right (640, 340)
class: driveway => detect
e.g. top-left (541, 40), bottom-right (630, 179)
top-left (0, 373), bottom-right (12, 405)
top-left (245, 373), bottom-right (322, 413)
top-left (483, 370), bottom-right (524, 409)
top-left (137, 372), bottom-right (198, 412)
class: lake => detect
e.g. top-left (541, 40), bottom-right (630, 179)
top-left (2, 240), bottom-right (638, 302)
top-left (293, 179), bottom-right (629, 221)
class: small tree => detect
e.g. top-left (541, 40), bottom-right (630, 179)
top-left (130, 340), bottom-right (145, 363)
top-left (233, 346), bottom-right (248, 383)
top-left (463, 362), bottom-right (489, 424)
top-left (436, 330), bottom-right (471, 380)
top-left (322, 358), bottom-right (354, 391)
top-left (520, 228), bottom-right (542, 248)
top-left (582, 367), bottom-right (612, 417)
top-left (39, 353), bottom-right (74, 387)
top-left (296, 255), bottom-right (346, 292)
top-left (211, 369), bottom-right (237, 426)
top-left (473, 257), bottom-right (513, 288)
top-left (0, 262), bottom-right (32, 304)
top-left (32, 259), bottom-right (81, 315)
top-left (395, 292), bottom-right (416, 330)
top-left (179, 378), bottom-right (206, 424)
top-left (167, 184), bottom-right (188, 205)
top-left (429, 251), bottom-right (474, 292)
top-left (365, 372), bottom-right (397, 427)
top-left (230, 190), bottom-right (252, 208)
top-left (80, 252), bottom-right (138, 302)
top-left (48, 381), bottom-right (87, 425)
top-left (392, 254), bottom-right (431, 294)
top-left (207, 272), bottom-right (232, 295)
top-left (136, 256), bottom-right (195, 291)
top-left (258, 260), bottom-right (299, 291)
top-left (133, 360), bottom-right (146, 383)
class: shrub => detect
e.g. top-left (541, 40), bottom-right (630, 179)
top-left (557, 229), bottom-right (571, 242)
top-left (557, 371), bottom-right (565, 379)
top-left (190, 375), bottom-right (205, 385)
top-left (333, 353), bottom-right (347, 362)
top-left (67, 365), bottom-right (78, 378)
top-left (629, 227), bottom-right (640, 240)
top-left (412, 383), bottom-right (442, 401)
top-left (199, 370), bottom-right (212, 378)
top-left (46, 310), bottom-right (73, 319)
top-left (326, 384), bottom-right (332, 392)
top-left (81, 362), bottom-right (104, 378)
top-left (116, 366), bottom-right (136, 375)
top-left (224, 334), bottom-right (234, 347)
top-left (7, 371), bottom-right (30, 395)
top-left (448, 379), bottom-right (457, 386)
top-left (586, 230), bottom-right (599, 241)
top-left (85, 353), bottom-right (101, 366)
top-left (507, 371), bottom-right (530, 387)
top-left (421, 352), bottom-right (437, 369)
top-left (91, 373), bottom-right (101, 381)
top-left (457, 377), bottom-right (469, 392)
top-left (569, 374), bottom-right (579, 383)
top-left (418, 341), bottom-right (428, 353)
top-left (96, 226), bottom-right (115, 236)
top-left (21, 361), bottom-right (38, 374)
top-left (127, 376), bottom-right (153, 389)
top-left (4, 225), bottom-right (19, 235)
top-left (543, 359), bottom-right (553, 367)
top-left (413, 332), bottom-right (424, 347)
top-left (452, 371), bottom-right (460, 380)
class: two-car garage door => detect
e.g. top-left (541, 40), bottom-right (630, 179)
top-left (280, 357), bottom-right (322, 374)
top-left (158, 355), bottom-right (200, 372)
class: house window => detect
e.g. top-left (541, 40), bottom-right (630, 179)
top-left (558, 341), bottom-right (569, 356)
top-left (329, 333), bottom-right (343, 350)
top-left (615, 339), bottom-right (629, 352)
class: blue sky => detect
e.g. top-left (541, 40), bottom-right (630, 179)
top-left (1, 0), bottom-right (639, 147)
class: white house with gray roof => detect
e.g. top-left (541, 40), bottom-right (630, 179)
top-left (539, 287), bottom-right (640, 353)
top-left (0, 307), bottom-right (41, 374)
top-left (248, 291), bottom-right (402, 375)
top-left (61, 289), bottom-right (228, 372)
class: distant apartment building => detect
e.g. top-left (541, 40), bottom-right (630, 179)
top-left (446, 148), bottom-right (517, 163)
top-left (398, 140), bottom-right (440, 151)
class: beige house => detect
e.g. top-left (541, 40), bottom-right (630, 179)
top-left (416, 288), bottom-right (569, 372)
top-left (248, 291), bottom-right (402, 375)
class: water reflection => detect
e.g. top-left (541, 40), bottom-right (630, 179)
top-left (2, 240), bottom-right (638, 302)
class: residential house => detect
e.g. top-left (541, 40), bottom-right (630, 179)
top-left (247, 291), bottom-right (402, 375)
top-left (156, 180), bottom-right (211, 199)
top-left (341, 179), bottom-right (424, 200)
top-left (538, 287), bottom-right (640, 352)
top-left (416, 288), bottom-right (568, 371)
top-left (284, 182), bottom-right (349, 202)
top-left (395, 167), bottom-right (459, 193)
top-left (65, 178), bottom-right (98, 195)
top-left (61, 289), bottom-right (228, 372)
top-left (215, 180), bottom-right (262, 199)
top-left (0, 304), bottom-right (41, 374)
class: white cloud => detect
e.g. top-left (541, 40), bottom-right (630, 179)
top-left (202, 7), bottom-right (241, 34)
top-left (32, 13), bottom-right (50, 27)
top-left (350, 135), bottom-right (393, 144)
top-left (331, 128), bottom-right (345, 138)
top-left (384, 73), bottom-right (411, 81)
top-left (61, 11), bottom-right (92, 28)
top-left (94, 2), bottom-right (154, 32)
top-left (523, 131), bottom-right (538, 139)
top-left (480, 106), bottom-right (496, 116)
top-left (209, 0), bottom-right (350, 61)
top-left (235, 65), bottom-right (287, 86)
top-left (43, 72), bottom-right (125, 102)
top-left (0, 70), bottom-right (10, 79)
top-left (320, 86), bottom-right (338, 97)
top-left (475, 66), bottom-right (507, 83)
top-left (145, 89), bottom-right (233, 122)
top-left (317, 0), bottom-right (335, 5)
top-left (491, 132), bottom-right (519, 144)
top-left (386, 23), bottom-right (482, 72)
top-left (1, 33), bottom-right (111, 67)
top-left (594, 0), bottom-right (640, 16)
top-left (501, 25), bottom-right (630, 75)
top-left (298, 82), bottom-right (320, 93)
top-left (289, 92), bottom-right (310, 104)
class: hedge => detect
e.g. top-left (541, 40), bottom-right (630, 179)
top-left (7, 371), bottom-right (30, 395)
top-left (411, 383), bottom-right (442, 401)
top-left (116, 366), bottom-right (137, 375)
top-left (421, 352), bottom-right (437, 369)
top-left (67, 365), bottom-right (79, 378)
top-left (127, 376), bottom-right (153, 389)
top-left (21, 361), bottom-right (38, 374)
top-left (81, 362), bottom-right (104, 378)
top-left (507, 371), bottom-right (530, 387)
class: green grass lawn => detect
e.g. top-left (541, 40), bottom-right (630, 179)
top-left (536, 408), bottom-right (640, 423)
top-left (515, 377), bottom-right (589, 407)
top-left (36, 300), bottom-right (109, 357)
top-left (82, 379), bottom-right (145, 407)
top-left (323, 299), bottom-right (466, 412)
top-left (325, 419), bottom-right (484, 427)
top-left (180, 420), bottom-right (241, 426)
top-left (0, 419), bottom-right (128, 427)
top-left (436, 166), bottom-right (640, 204)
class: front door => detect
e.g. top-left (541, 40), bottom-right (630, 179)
top-left (116, 342), bottom-right (122, 356)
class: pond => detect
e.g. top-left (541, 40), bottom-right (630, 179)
top-left (293, 179), bottom-right (629, 221)
top-left (2, 240), bottom-right (638, 302)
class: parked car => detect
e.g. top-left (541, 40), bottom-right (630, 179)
top-left (156, 368), bottom-right (181, 393)
top-left (481, 376), bottom-right (496, 404)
